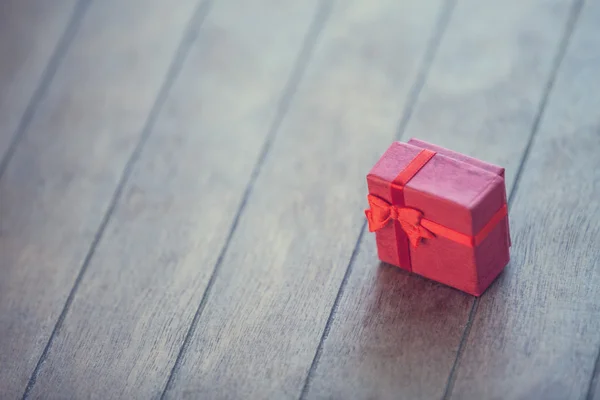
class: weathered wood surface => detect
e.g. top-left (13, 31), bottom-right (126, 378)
top-left (449, 0), bottom-right (600, 398)
top-left (0, 0), bottom-right (78, 168)
top-left (301, 0), bottom-right (583, 399)
top-left (162, 0), bottom-right (449, 398)
top-left (1, 0), bottom-right (599, 398)
top-left (0, 0), bottom-right (200, 397)
top-left (23, 0), bottom-right (324, 398)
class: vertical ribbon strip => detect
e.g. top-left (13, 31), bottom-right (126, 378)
top-left (388, 149), bottom-right (436, 271)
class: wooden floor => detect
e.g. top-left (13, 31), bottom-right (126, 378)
top-left (1, 0), bottom-right (599, 399)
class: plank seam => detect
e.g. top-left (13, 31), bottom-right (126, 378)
top-left (298, 222), bottom-right (367, 400)
top-left (19, 0), bottom-right (215, 397)
top-left (440, 296), bottom-right (479, 400)
top-left (298, 0), bottom-right (457, 397)
top-left (0, 0), bottom-right (92, 181)
top-left (158, 1), bottom-right (334, 398)
top-left (441, 0), bottom-right (585, 398)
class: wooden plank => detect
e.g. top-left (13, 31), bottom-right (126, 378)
top-left (0, 0), bottom-right (201, 398)
top-left (21, 0), bottom-right (324, 398)
top-left (449, 1), bottom-right (600, 398)
top-left (301, 0), bottom-right (581, 399)
top-left (0, 0), bottom-right (78, 168)
top-left (161, 0), bottom-right (448, 398)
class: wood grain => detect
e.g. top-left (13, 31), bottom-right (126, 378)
top-left (22, 0), bottom-right (324, 398)
top-left (0, 0), bottom-right (200, 397)
top-left (0, 0), bottom-right (78, 166)
top-left (302, 0), bottom-right (581, 399)
top-left (161, 0), bottom-right (448, 398)
top-left (1, 0), bottom-right (596, 398)
top-left (449, 1), bottom-right (600, 398)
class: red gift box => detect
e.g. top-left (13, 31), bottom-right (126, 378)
top-left (365, 138), bottom-right (511, 296)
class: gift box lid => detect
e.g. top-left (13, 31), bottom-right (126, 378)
top-left (367, 139), bottom-right (507, 237)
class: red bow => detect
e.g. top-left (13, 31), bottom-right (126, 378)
top-left (365, 194), bottom-right (434, 247)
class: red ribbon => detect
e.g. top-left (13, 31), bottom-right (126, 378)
top-left (365, 148), bottom-right (508, 271)
top-left (365, 195), bottom-right (434, 247)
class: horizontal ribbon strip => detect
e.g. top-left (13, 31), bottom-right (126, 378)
top-left (366, 194), bottom-right (508, 247)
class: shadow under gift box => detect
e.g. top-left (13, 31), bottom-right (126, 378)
top-left (366, 138), bottom-right (511, 297)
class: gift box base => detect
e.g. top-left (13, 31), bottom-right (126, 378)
top-left (377, 213), bottom-right (510, 297)
top-left (381, 256), bottom-right (508, 297)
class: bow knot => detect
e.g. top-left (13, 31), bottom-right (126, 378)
top-left (365, 194), bottom-right (434, 247)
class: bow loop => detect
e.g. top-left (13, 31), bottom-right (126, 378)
top-left (365, 194), bottom-right (434, 247)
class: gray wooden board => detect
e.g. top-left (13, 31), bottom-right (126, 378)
top-left (302, 0), bottom-right (581, 399)
top-left (0, 0), bottom-right (199, 397)
top-left (1, 0), bottom-right (597, 398)
top-left (24, 0), bottom-right (323, 398)
top-left (450, 0), bottom-right (600, 398)
top-left (0, 0), bottom-right (77, 163)
top-left (161, 0), bottom-right (448, 398)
